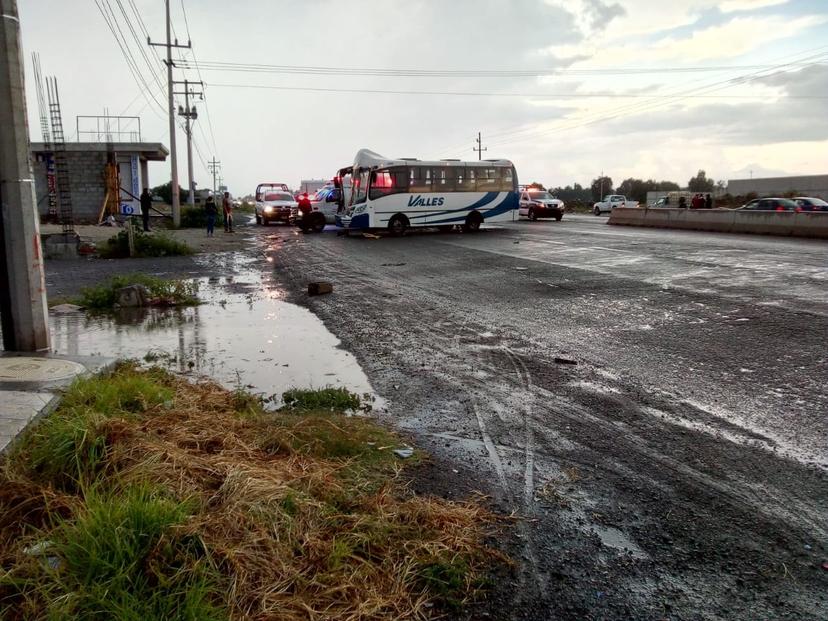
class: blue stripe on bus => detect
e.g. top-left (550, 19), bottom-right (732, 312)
top-left (429, 193), bottom-right (518, 224)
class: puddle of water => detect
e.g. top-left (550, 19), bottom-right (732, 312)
top-left (49, 274), bottom-right (381, 408)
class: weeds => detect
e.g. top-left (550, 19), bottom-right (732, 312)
top-left (76, 274), bottom-right (198, 310)
top-left (98, 228), bottom-right (193, 259)
top-left (282, 386), bottom-right (365, 411)
top-left (0, 366), bottom-right (500, 620)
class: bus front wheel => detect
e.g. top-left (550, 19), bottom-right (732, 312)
top-left (463, 212), bottom-right (483, 233)
top-left (388, 214), bottom-right (409, 236)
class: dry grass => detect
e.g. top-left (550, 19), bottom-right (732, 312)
top-left (0, 365), bottom-right (501, 620)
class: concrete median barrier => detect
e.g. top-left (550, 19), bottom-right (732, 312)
top-left (608, 207), bottom-right (828, 239)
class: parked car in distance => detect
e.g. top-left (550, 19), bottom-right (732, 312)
top-left (738, 198), bottom-right (798, 211)
top-left (593, 194), bottom-right (638, 215)
top-left (519, 189), bottom-right (564, 221)
top-left (794, 196), bottom-right (828, 212)
top-left (650, 191), bottom-right (693, 208)
top-left (255, 190), bottom-right (297, 225)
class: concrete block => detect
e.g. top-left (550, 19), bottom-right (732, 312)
top-left (43, 233), bottom-right (80, 260)
top-left (308, 282), bottom-right (333, 296)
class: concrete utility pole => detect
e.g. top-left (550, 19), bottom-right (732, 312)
top-left (473, 131), bottom-right (487, 161)
top-left (174, 79), bottom-right (203, 206)
top-left (208, 156), bottom-right (221, 193)
top-left (148, 0), bottom-right (190, 227)
top-left (0, 0), bottom-right (50, 351)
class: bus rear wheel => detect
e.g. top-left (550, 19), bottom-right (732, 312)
top-left (463, 212), bottom-right (483, 233)
top-left (388, 214), bottom-right (409, 236)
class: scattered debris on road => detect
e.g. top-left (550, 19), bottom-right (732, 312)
top-left (308, 281), bottom-right (333, 296)
top-left (554, 356), bottom-right (578, 365)
top-left (393, 446), bottom-right (415, 459)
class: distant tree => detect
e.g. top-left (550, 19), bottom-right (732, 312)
top-left (590, 176), bottom-right (614, 201)
top-left (687, 170), bottom-right (715, 193)
top-left (550, 183), bottom-right (592, 202)
top-left (150, 181), bottom-right (186, 205)
top-left (657, 180), bottom-right (681, 191)
top-left (715, 180), bottom-right (727, 192)
top-left (528, 181), bottom-right (545, 190)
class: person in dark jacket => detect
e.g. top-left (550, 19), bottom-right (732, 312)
top-left (140, 188), bottom-right (152, 231)
top-left (204, 194), bottom-right (218, 237)
top-left (705, 193), bottom-right (713, 209)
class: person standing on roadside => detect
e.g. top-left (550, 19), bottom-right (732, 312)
top-left (204, 194), bottom-right (217, 237)
top-left (223, 191), bottom-right (234, 233)
top-left (140, 187), bottom-right (152, 231)
top-left (705, 193), bottom-right (713, 209)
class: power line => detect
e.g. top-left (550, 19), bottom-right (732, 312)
top-left (202, 81), bottom-right (827, 100)
top-left (481, 50), bottom-right (828, 152)
top-left (111, 0), bottom-right (165, 96)
top-left (178, 59), bottom-right (827, 78)
top-left (92, 0), bottom-right (166, 119)
top-left (179, 0), bottom-right (218, 156)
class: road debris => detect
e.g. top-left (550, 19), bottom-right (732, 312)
top-left (554, 356), bottom-right (578, 365)
top-left (308, 281), bottom-right (333, 296)
top-left (393, 447), bottom-right (414, 459)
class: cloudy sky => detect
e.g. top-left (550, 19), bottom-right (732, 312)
top-left (17, 0), bottom-right (828, 194)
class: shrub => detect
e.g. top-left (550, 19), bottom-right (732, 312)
top-left (180, 206), bottom-right (207, 229)
top-left (99, 228), bottom-right (193, 259)
top-left (76, 274), bottom-right (198, 309)
top-left (282, 386), bottom-right (364, 411)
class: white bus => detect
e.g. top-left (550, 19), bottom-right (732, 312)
top-left (334, 149), bottom-right (519, 234)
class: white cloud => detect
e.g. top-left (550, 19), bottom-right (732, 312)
top-left (720, 0), bottom-right (790, 13)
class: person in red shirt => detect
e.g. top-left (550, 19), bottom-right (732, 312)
top-left (297, 192), bottom-right (312, 216)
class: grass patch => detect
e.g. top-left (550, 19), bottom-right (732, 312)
top-left (282, 386), bottom-right (365, 411)
top-left (99, 228), bottom-right (193, 259)
top-left (0, 366), bottom-right (501, 620)
top-left (76, 274), bottom-right (198, 310)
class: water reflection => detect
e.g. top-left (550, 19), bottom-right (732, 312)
top-left (49, 274), bottom-right (378, 407)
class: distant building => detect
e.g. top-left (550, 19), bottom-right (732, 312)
top-left (726, 174), bottom-right (828, 199)
top-left (31, 142), bottom-right (168, 223)
top-left (298, 179), bottom-right (327, 194)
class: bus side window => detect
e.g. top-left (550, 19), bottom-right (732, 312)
top-left (410, 167), bottom-right (431, 193)
top-left (459, 168), bottom-right (477, 192)
top-left (478, 168), bottom-right (498, 192)
top-left (501, 167), bottom-right (515, 192)
top-left (434, 167), bottom-right (457, 192)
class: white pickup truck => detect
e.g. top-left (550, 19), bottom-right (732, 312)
top-left (593, 194), bottom-right (638, 215)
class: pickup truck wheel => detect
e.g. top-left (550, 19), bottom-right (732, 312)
top-left (593, 206), bottom-right (601, 216)
top-left (255, 214), bottom-right (262, 225)
top-left (528, 208), bottom-right (536, 221)
top-left (311, 213), bottom-right (326, 233)
top-left (555, 214), bottom-right (563, 222)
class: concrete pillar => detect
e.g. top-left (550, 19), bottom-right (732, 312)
top-left (140, 157), bottom-right (149, 194)
top-left (0, 0), bottom-right (50, 351)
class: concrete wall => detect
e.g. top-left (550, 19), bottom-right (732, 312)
top-left (608, 207), bottom-right (828, 239)
top-left (726, 175), bottom-right (828, 199)
top-left (32, 151), bottom-right (107, 223)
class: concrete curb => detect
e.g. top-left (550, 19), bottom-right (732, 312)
top-left (608, 208), bottom-right (828, 239)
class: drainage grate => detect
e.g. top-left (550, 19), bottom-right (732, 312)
top-left (0, 358), bottom-right (86, 383)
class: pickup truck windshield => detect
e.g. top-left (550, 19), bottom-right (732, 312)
top-left (528, 191), bottom-right (550, 199)
top-left (265, 192), bottom-right (292, 202)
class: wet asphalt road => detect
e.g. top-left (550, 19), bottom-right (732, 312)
top-left (260, 215), bottom-right (828, 620)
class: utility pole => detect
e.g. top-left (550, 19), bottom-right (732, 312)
top-left (174, 79), bottom-right (203, 206)
top-left (148, 0), bottom-right (190, 227)
top-left (208, 157), bottom-right (221, 194)
top-left (473, 132), bottom-right (487, 161)
top-left (599, 170), bottom-right (605, 201)
top-left (0, 0), bottom-right (50, 351)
